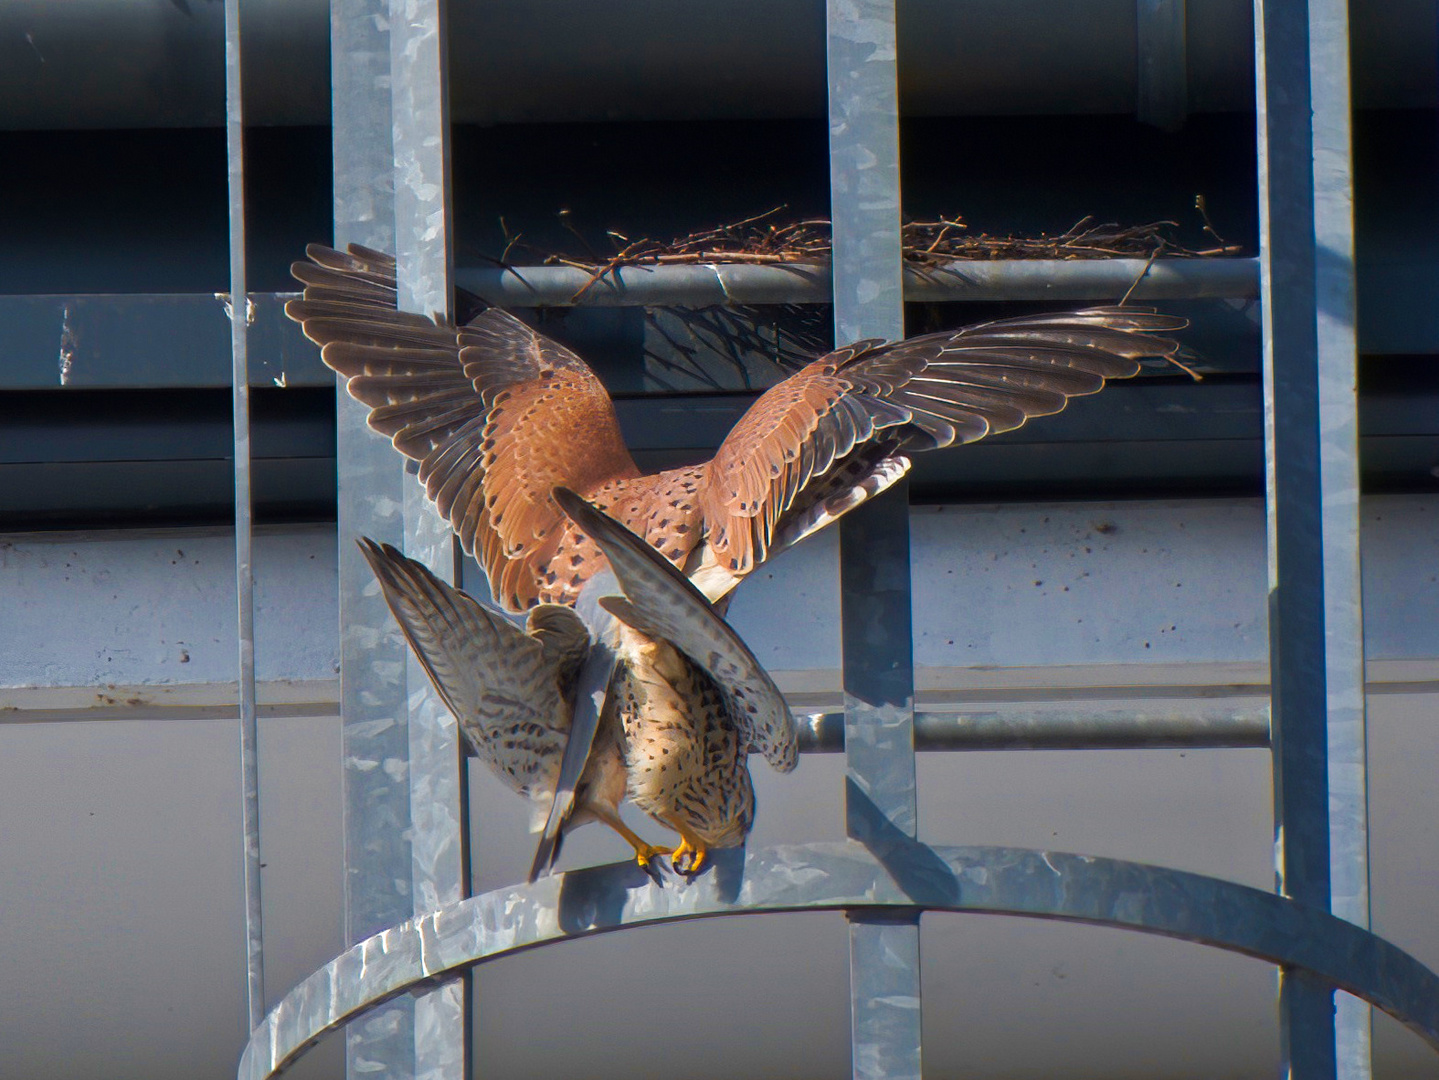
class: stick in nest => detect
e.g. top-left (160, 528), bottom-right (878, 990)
top-left (488, 207), bottom-right (1243, 315)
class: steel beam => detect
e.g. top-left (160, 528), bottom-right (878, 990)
top-left (223, 0), bottom-right (265, 1037)
top-left (1254, 0), bottom-right (1368, 1077)
top-left (0, 259), bottom-right (1258, 391)
top-left (797, 705), bottom-right (1271, 752)
top-left (1307, 2), bottom-right (1372, 1071)
top-left (826, 3), bottom-right (921, 1078)
top-left (236, 843), bottom-right (1439, 1080)
top-left (330, 0), bottom-right (418, 1076)
top-left (452, 256), bottom-right (1257, 308)
top-left (389, 2), bottom-right (470, 1079)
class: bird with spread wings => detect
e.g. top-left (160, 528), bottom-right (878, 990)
top-left (288, 243), bottom-right (1185, 877)
top-left (356, 483), bottom-right (795, 882)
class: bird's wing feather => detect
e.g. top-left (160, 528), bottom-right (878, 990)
top-left (528, 627), bottom-right (619, 882)
top-left (356, 538), bottom-right (579, 797)
top-left (288, 245), bottom-right (640, 611)
top-left (699, 306), bottom-right (1185, 576)
top-left (553, 487), bottom-right (798, 773)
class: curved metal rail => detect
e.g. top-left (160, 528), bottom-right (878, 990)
top-left (239, 842), bottom-right (1439, 1079)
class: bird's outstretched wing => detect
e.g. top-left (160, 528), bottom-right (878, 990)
top-left (553, 486), bottom-right (798, 773)
top-left (289, 245), bottom-right (641, 611)
top-left (356, 537), bottom-right (587, 802)
top-left (700, 307), bottom-right (1187, 576)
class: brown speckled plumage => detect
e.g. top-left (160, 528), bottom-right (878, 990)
top-left (288, 244), bottom-right (1186, 612)
top-left (291, 244), bottom-right (1186, 868)
top-left (356, 538), bottom-right (631, 841)
top-left (613, 630), bottom-right (755, 850)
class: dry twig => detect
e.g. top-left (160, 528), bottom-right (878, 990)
top-left (500, 206), bottom-right (1243, 286)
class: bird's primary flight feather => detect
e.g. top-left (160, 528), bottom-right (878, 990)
top-left (294, 243), bottom-right (1186, 876)
top-left (289, 244), bottom-right (1186, 612)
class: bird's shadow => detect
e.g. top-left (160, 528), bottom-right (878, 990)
top-left (551, 788), bottom-right (957, 934)
top-left (555, 860), bottom-right (660, 935)
top-left (554, 847), bottom-right (746, 934)
top-left (846, 779), bottom-right (960, 907)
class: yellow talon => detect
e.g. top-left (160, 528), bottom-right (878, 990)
top-left (632, 842), bottom-right (674, 869)
top-left (671, 837), bottom-right (708, 875)
top-left (595, 810), bottom-right (672, 870)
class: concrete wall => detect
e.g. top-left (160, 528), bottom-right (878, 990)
top-left (2, 495), bottom-right (1437, 1079)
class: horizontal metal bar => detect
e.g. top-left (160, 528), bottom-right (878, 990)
top-left (455, 257), bottom-right (1259, 308)
top-left (0, 699), bottom-right (1275, 750)
top-left (9, 258), bottom-right (1439, 391)
top-left (798, 705), bottom-right (1270, 751)
top-left (236, 841), bottom-right (1439, 1080)
top-left (0, 293), bottom-right (323, 389)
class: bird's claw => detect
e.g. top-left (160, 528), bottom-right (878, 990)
top-left (633, 843), bottom-right (673, 886)
top-left (638, 857), bottom-right (668, 888)
top-left (669, 838), bottom-right (708, 877)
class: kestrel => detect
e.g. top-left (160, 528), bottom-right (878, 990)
top-left (287, 245), bottom-right (1186, 612)
top-left (356, 537), bottom-right (632, 850)
top-left (356, 488), bottom-right (797, 879)
top-left (289, 243), bottom-right (1186, 875)
top-left (549, 486), bottom-right (797, 876)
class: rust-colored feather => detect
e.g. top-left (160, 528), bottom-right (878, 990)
top-left (287, 250), bottom-right (640, 611)
top-left (288, 247), bottom-right (1184, 609)
top-left (696, 309), bottom-right (1182, 576)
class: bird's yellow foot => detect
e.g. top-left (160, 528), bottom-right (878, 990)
top-left (670, 838), bottom-right (708, 875)
top-left (595, 812), bottom-right (672, 877)
top-left (631, 842), bottom-right (674, 870)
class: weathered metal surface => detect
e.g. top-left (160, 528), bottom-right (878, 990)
top-left (1255, 0), bottom-right (1369, 1075)
top-left (1306, 4), bottom-right (1372, 1074)
top-left (826, 2), bottom-right (920, 1078)
top-left (840, 486), bottom-right (922, 1080)
top-left (235, 842), bottom-right (1439, 1080)
top-left (223, 0), bottom-right (265, 1035)
top-left (797, 705), bottom-right (1272, 752)
top-left (330, 0), bottom-right (415, 1074)
top-left (389, 0), bottom-right (469, 1077)
top-left (453, 257), bottom-right (1258, 309)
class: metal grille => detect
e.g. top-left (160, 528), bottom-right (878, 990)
top-left (223, 2), bottom-right (1437, 1079)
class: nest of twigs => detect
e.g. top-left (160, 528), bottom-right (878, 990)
top-left (499, 204), bottom-right (1242, 280)
top-left (503, 205), bottom-right (1234, 385)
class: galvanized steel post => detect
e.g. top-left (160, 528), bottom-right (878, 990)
top-left (223, 0), bottom-right (265, 1037)
top-left (390, 1), bottom-right (471, 1078)
top-left (331, 0), bottom-right (417, 1076)
top-left (1254, 0), bottom-right (1369, 1077)
top-left (827, 2), bottom-right (921, 1078)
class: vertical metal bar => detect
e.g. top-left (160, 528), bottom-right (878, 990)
top-left (1255, 0), bottom-right (1367, 1076)
top-left (827, 0), bottom-right (905, 348)
top-left (840, 493), bottom-right (922, 1080)
top-left (223, 0), bottom-right (264, 1036)
top-left (1136, 0), bottom-right (1188, 131)
top-left (1309, 0), bottom-right (1371, 1074)
top-left (390, 2), bottom-right (470, 1080)
top-left (331, 1), bottom-right (415, 1077)
top-left (827, 3), bottom-right (920, 1079)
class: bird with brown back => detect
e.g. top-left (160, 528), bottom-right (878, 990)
top-left (288, 244), bottom-right (1186, 877)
